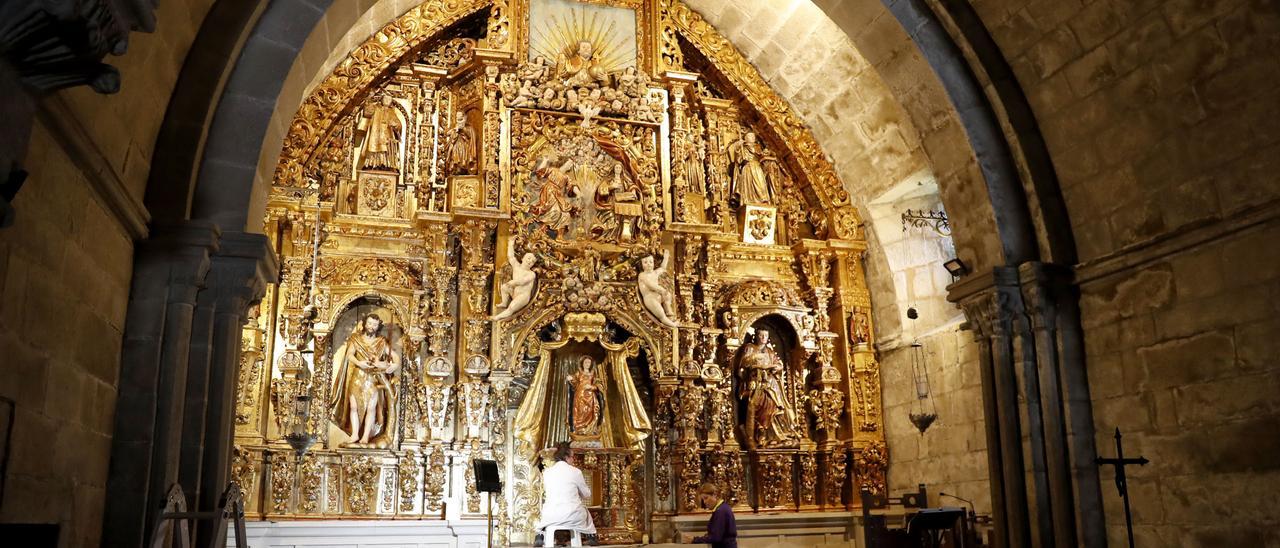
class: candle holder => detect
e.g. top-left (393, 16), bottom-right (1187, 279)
top-left (282, 394), bottom-right (319, 458)
top-left (906, 308), bottom-right (938, 434)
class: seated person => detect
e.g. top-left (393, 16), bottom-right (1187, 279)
top-left (535, 442), bottom-right (597, 546)
top-left (685, 482), bottom-right (737, 548)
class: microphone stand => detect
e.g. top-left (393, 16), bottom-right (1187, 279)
top-left (937, 492), bottom-right (975, 518)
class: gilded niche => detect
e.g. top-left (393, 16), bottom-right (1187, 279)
top-left (240, 0), bottom-right (885, 544)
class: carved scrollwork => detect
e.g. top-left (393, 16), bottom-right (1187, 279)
top-left (424, 444), bottom-right (447, 513)
top-left (317, 256), bottom-right (423, 289)
top-left (299, 455), bottom-right (324, 513)
top-left (344, 455), bottom-right (380, 514)
top-left (717, 279), bottom-right (804, 310)
top-left (854, 441), bottom-right (888, 497)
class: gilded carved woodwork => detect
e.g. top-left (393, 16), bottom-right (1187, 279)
top-left (424, 444), bottom-right (447, 513)
top-left (245, 0), bottom-right (887, 539)
top-left (270, 457), bottom-right (295, 514)
top-left (344, 455), bottom-right (380, 515)
top-left (855, 441), bottom-right (889, 497)
top-left (299, 455), bottom-right (324, 514)
top-left (399, 451), bottom-right (420, 513)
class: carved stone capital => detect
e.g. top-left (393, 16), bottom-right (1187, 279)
top-left (951, 266), bottom-right (1024, 339)
top-left (1018, 262), bottom-right (1075, 331)
top-left (205, 231), bottom-right (279, 321)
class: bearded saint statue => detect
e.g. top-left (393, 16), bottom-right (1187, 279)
top-left (738, 329), bottom-right (799, 448)
top-left (557, 40), bottom-right (609, 88)
top-left (445, 110), bottom-right (476, 175)
top-left (330, 313), bottom-right (401, 447)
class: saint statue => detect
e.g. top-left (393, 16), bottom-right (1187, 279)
top-left (557, 40), bottom-right (609, 88)
top-left (638, 253), bottom-right (679, 328)
top-left (530, 157), bottom-right (579, 235)
top-left (330, 314), bottom-right (401, 447)
top-left (493, 245), bottom-right (538, 321)
top-left (360, 96), bottom-right (403, 171)
top-left (566, 356), bottom-right (604, 437)
top-left (851, 311), bottom-right (871, 345)
top-left (445, 110), bottom-right (476, 175)
top-left (726, 131), bottom-right (775, 205)
top-left (685, 137), bottom-right (707, 194)
top-left (590, 163), bottom-right (641, 240)
top-left (738, 329), bottom-right (799, 448)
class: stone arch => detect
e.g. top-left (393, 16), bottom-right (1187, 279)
top-left (132, 1), bottom-right (1088, 546)
top-left (324, 289), bottom-right (413, 332)
top-left (151, 0), bottom-right (1071, 271)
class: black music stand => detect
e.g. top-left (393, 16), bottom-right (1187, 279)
top-left (473, 459), bottom-right (501, 547)
top-left (907, 507), bottom-right (965, 548)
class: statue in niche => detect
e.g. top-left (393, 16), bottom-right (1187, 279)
top-left (685, 136), bottom-right (707, 194)
top-left (567, 356), bottom-right (604, 438)
top-left (359, 96), bottom-right (403, 171)
top-left (445, 110), bottom-right (477, 175)
top-left (637, 253), bottom-right (679, 328)
top-left (726, 131), bottom-right (776, 205)
top-left (738, 328), bottom-right (799, 448)
top-left (330, 313), bottom-right (401, 447)
top-left (493, 244), bottom-right (538, 321)
top-left (557, 40), bottom-right (609, 88)
top-left (851, 311), bottom-right (870, 345)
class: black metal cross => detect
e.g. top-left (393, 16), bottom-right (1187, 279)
top-left (1096, 428), bottom-right (1149, 548)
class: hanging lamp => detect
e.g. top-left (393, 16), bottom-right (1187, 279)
top-left (906, 306), bottom-right (938, 434)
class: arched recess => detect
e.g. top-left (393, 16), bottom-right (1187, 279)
top-left (128, 0), bottom-right (1097, 546)
top-left (140, 0), bottom-right (1084, 270)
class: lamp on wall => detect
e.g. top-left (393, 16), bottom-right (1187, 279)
top-left (943, 258), bottom-right (969, 279)
top-left (906, 306), bottom-right (938, 434)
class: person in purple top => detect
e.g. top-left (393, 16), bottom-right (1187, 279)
top-left (689, 482), bottom-right (737, 548)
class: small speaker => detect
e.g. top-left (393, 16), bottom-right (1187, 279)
top-left (473, 459), bottom-right (501, 493)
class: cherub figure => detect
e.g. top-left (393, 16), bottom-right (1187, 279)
top-left (509, 79), bottom-right (536, 107)
top-left (638, 253), bottom-right (679, 328)
top-left (538, 87), bottom-right (561, 110)
top-left (493, 245), bottom-right (538, 321)
top-left (520, 55), bottom-right (550, 86)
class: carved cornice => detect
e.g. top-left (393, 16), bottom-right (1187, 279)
top-left (36, 94), bottom-right (150, 238)
top-left (1075, 197), bottom-right (1280, 286)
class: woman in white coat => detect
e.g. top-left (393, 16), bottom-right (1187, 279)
top-left (536, 442), bottom-right (597, 546)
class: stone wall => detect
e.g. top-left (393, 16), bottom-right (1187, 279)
top-left (861, 183), bottom-right (990, 513)
top-left (967, 0), bottom-right (1280, 542)
top-left (880, 328), bottom-right (990, 513)
top-left (1078, 220), bottom-right (1280, 545)
top-left (975, 0), bottom-right (1280, 263)
top-left (0, 122), bottom-right (134, 548)
top-left (0, 1), bottom-right (217, 546)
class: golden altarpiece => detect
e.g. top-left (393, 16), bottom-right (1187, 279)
top-left (232, 0), bottom-right (888, 543)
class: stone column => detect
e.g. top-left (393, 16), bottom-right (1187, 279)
top-left (177, 278), bottom-right (217, 505)
top-left (192, 232), bottom-right (276, 545)
top-left (952, 263), bottom-right (1105, 548)
top-left (103, 221), bottom-right (220, 547)
top-left (1020, 263), bottom-right (1104, 548)
top-left (955, 268), bottom-right (1032, 548)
